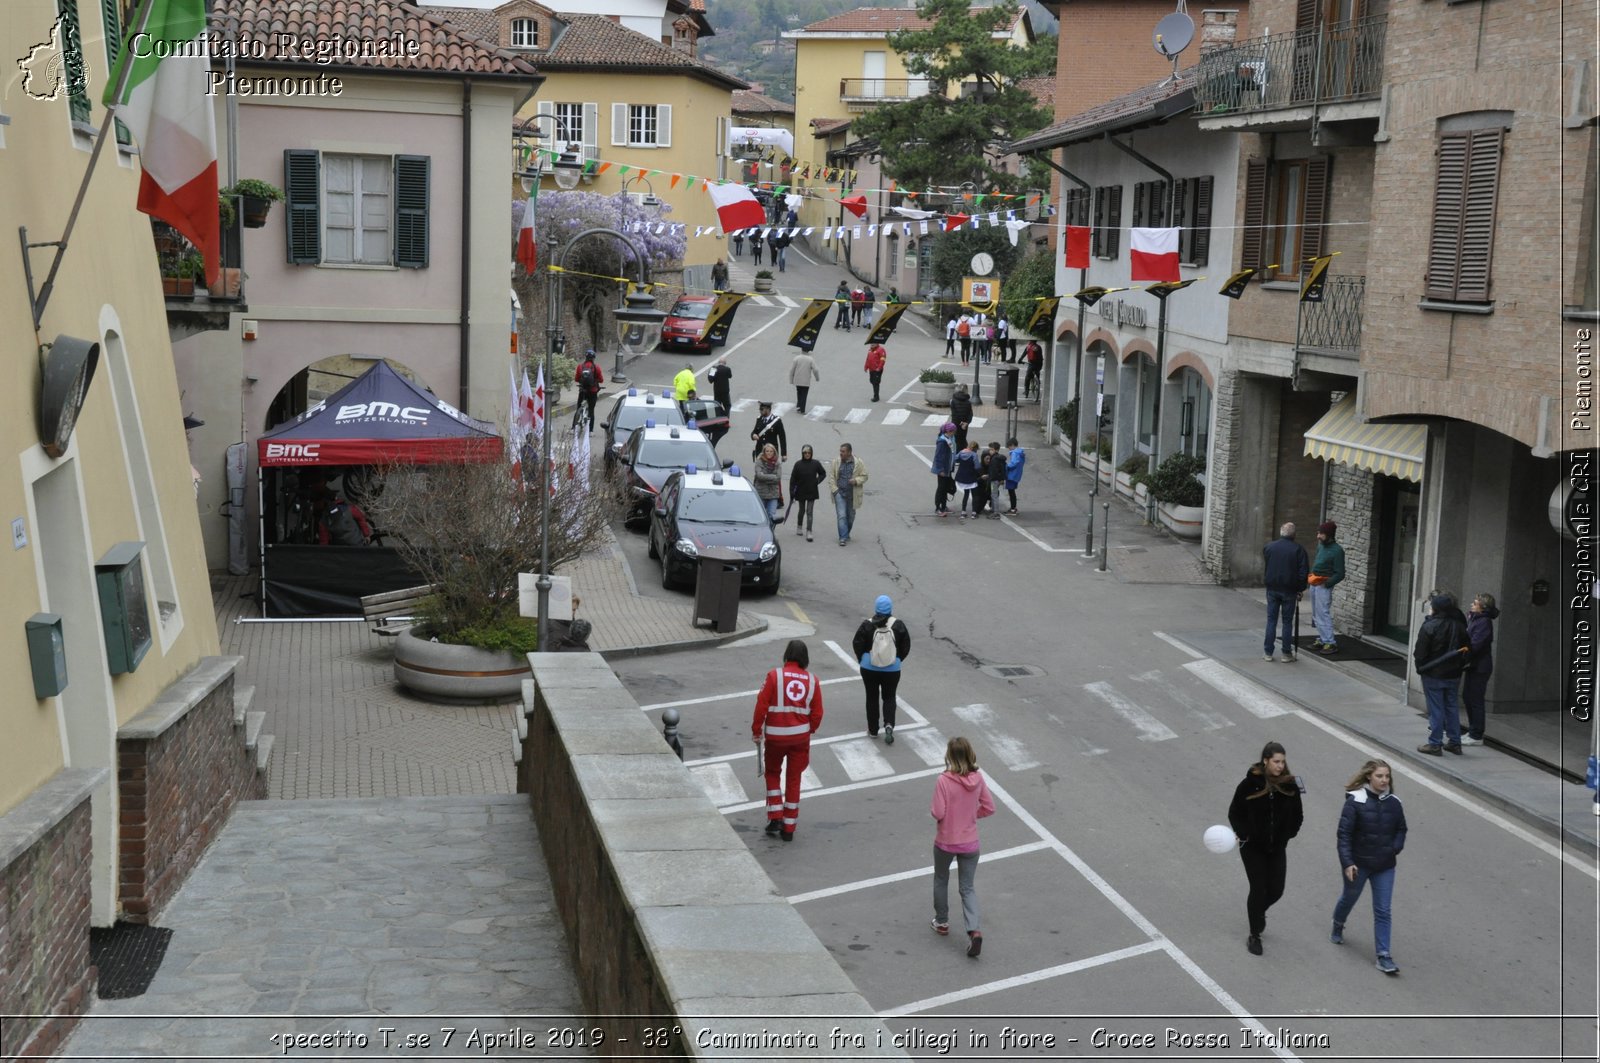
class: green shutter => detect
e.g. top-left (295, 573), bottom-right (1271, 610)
top-left (394, 155), bottom-right (430, 269)
top-left (100, 0), bottom-right (130, 143)
top-left (284, 149), bottom-right (321, 265)
top-left (57, 0), bottom-right (91, 125)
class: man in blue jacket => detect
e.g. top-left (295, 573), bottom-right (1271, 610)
top-left (931, 422), bottom-right (956, 517)
top-left (1263, 522), bottom-right (1309, 662)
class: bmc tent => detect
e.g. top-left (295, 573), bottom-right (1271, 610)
top-left (255, 361), bottom-right (503, 617)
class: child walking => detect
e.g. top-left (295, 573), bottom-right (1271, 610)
top-left (931, 737), bottom-right (995, 958)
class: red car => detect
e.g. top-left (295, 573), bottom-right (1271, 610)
top-left (658, 295), bottom-right (719, 352)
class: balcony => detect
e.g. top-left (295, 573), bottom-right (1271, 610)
top-left (1195, 17), bottom-right (1386, 131)
top-left (839, 77), bottom-right (931, 105)
top-left (1297, 275), bottom-right (1365, 356)
top-left (155, 219), bottom-right (248, 340)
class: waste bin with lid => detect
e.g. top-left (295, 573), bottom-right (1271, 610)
top-left (994, 365), bottom-right (1019, 406)
top-left (693, 546), bottom-right (744, 631)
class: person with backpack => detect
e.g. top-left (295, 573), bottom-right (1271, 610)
top-left (850, 287), bottom-right (866, 327)
top-left (852, 594), bottom-right (911, 742)
top-left (1023, 339), bottom-right (1043, 398)
top-left (930, 736), bottom-right (995, 958)
top-left (834, 281), bottom-right (853, 331)
top-left (751, 639), bottom-right (824, 842)
top-left (573, 350), bottom-right (604, 432)
top-left (770, 229), bottom-right (791, 272)
top-left (956, 314), bottom-right (972, 364)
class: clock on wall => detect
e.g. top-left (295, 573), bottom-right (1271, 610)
top-left (970, 252), bottom-right (995, 276)
top-left (39, 335), bottom-right (100, 459)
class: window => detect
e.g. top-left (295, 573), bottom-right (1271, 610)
top-left (611, 103), bottom-right (672, 148)
top-left (283, 150), bottom-right (430, 268)
top-left (1172, 176), bottom-right (1214, 265)
top-left (1131, 180), bottom-right (1171, 228)
top-left (510, 17), bottom-right (538, 48)
top-left (100, 0), bottom-right (130, 143)
top-left (629, 105), bottom-right (658, 146)
top-left (1425, 128), bottom-right (1504, 303)
top-left (554, 103), bottom-right (583, 145)
top-left (56, 0), bottom-right (91, 125)
top-left (1177, 367), bottom-right (1212, 458)
top-left (1063, 187), bottom-right (1090, 227)
top-left (1091, 184), bottom-right (1122, 258)
top-left (1241, 156), bottom-right (1330, 280)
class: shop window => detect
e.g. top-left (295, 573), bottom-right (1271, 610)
top-left (1177, 367), bottom-right (1212, 458)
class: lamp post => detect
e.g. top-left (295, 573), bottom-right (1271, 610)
top-left (538, 227), bottom-right (665, 653)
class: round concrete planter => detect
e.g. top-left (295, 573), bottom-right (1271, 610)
top-left (1158, 501), bottom-right (1205, 540)
top-left (393, 627), bottom-right (530, 703)
top-left (754, 277), bottom-right (774, 293)
top-left (923, 381), bottom-right (954, 406)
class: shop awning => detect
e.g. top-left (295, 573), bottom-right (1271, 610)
top-left (1304, 396), bottom-right (1426, 482)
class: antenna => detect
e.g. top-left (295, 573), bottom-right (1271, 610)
top-left (1153, 2), bottom-right (1194, 84)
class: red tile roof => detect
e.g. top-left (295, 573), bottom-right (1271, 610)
top-left (213, 0), bottom-right (539, 77)
top-left (1008, 69), bottom-right (1195, 153)
top-left (732, 89), bottom-right (794, 115)
top-left (800, 6), bottom-right (1022, 34)
top-left (811, 116), bottom-right (852, 136)
top-left (1016, 75), bottom-right (1056, 110)
top-left (538, 12), bottom-right (746, 89)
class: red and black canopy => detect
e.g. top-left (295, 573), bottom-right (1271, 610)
top-left (257, 361), bottom-right (503, 467)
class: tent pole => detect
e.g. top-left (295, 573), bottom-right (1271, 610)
top-left (258, 472), bottom-right (267, 618)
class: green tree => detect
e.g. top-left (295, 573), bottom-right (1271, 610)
top-left (927, 227), bottom-right (1024, 295)
top-left (847, 0), bottom-right (1052, 194)
top-left (1000, 248), bottom-right (1056, 336)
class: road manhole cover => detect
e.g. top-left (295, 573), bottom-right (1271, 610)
top-left (980, 663), bottom-right (1044, 679)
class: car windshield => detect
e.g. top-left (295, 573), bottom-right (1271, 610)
top-left (637, 438), bottom-right (717, 471)
top-left (671, 301), bottom-right (713, 321)
top-left (678, 488), bottom-right (767, 524)
top-left (682, 400), bottom-right (726, 423)
top-left (614, 403), bottom-right (684, 438)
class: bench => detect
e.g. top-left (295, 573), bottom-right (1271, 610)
top-left (360, 584), bottom-right (440, 637)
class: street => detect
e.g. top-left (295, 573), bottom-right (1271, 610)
top-left (604, 245), bottom-right (1598, 1061)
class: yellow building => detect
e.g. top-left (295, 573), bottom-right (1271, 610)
top-left (433, 1), bottom-right (748, 262)
top-left (1, 0), bottom-right (259, 1053)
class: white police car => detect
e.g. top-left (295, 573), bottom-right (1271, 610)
top-left (647, 464), bottom-right (780, 592)
top-left (601, 387), bottom-right (685, 470)
top-left (619, 422), bottom-right (720, 526)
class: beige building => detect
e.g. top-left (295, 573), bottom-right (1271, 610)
top-left (1, 0), bottom-right (259, 1054)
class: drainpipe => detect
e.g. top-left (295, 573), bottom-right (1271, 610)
top-left (459, 79), bottom-right (474, 414)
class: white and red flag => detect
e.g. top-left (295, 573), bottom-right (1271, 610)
top-left (509, 361), bottom-right (526, 481)
top-left (1129, 227), bottom-right (1181, 282)
top-left (531, 363), bottom-right (546, 448)
top-left (706, 182), bottom-right (768, 232)
top-left (516, 192), bottom-right (537, 273)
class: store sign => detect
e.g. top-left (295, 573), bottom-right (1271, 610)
top-left (1098, 298), bottom-right (1147, 330)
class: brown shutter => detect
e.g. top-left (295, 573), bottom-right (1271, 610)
top-left (1191, 176), bottom-right (1214, 265)
top-left (1425, 132), bottom-right (1470, 300)
top-left (1132, 181), bottom-right (1147, 228)
top-left (1300, 155), bottom-right (1332, 266)
top-left (1455, 129), bottom-right (1503, 301)
top-left (1295, 0), bottom-right (1320, 29)
top-left (1106, 185), bottom-right (1123, 257)
top-left (1241, 158), bottom-right (1268, 269)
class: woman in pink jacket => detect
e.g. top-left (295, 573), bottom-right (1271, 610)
top-left (930, 736), bottom-right (996, 957)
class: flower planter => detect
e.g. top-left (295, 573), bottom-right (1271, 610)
top-left (393, 627), bottom-right (529, 703)
top-left (1158, 501), bottom-right (1205, 540)
top-left (207, 267), bottom-right (243, 300)
top-left (162, 277), bottom-right (195, 298)
top-left (923, 381), bottom-right (954, 406)
top-left (753, 277), bottom-right (774, 293)
top-left (1098, 464), bottom-right (1113, 488)
top-left (1134, 482), bottom-right (1150, 506)
top-left (240, 194), bottom-right (274, 228)
top-left (1115, 471), bottom-right (1136, 499)
top-left (1077, 449), bottom-right (1098, 473)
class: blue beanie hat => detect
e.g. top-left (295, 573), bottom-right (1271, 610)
top-left (874, 594), bottom-right (893, 615)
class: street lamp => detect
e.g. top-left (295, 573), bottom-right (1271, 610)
top-left (550, 144), bottom-right (583, 191)
top-left (513, 117), bottom-right (555, 194)
top-left (538, 227), bottom-right (666, 653)
top-left (621, 173), bottom-right (661, 209)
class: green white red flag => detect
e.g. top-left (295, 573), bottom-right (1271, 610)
top-left (104, 0), bottom-right (220, 287)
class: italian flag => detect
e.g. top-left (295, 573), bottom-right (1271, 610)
top-left (706, 182), bottom-right (767, 233)
top-left (104, 0), bottom-right (220, 287)
top-left (516, 190), bottom-right (537, 273)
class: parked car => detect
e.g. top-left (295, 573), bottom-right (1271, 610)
top-left (680, 396), bottom-right (729, 450)
top-left (659, 295), bottom-right (719, 352)
top-left (647, 467), bottom-right (781, 592)
top-left (601, 388), bottom-right (686, 472)
top-left (618, 423), bottom-right (720, 527)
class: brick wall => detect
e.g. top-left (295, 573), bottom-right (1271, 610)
top-left (118, 676), bottom-right (261, 922)
top-left (1057, 1), bottom-right (1246, 114)
top-left (0, 798), bottom-right (94, 1060)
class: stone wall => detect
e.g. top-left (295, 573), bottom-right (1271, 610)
top-left (0, 769), bottom-right (103, 1060)
top-left (521, 654), bottom-right (907, 1059)
top-left (1325, 463), bottom-right (1379, 635)
top-left (118, 657), bottom-right (260, 922)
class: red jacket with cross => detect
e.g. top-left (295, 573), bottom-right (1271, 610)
top-left (752, 663), bottom-right (824, 744)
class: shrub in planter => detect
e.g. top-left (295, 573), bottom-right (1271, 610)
top-left (222, 179), bottom-right (284, 227)
top-left (1054, 398), bottom-right (1079, 440)
top-left (919, 368), bottom-right (957, 384)
top-left (1117, 453), bottom-right (1150, 477)
top-left (1080, 435), bottom-right (1112, 461)
top-left (1146, 453), bottom-right (1207, 508)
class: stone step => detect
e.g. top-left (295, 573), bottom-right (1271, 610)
top-left (244, 710), bottom-right (265, 751)
top-left (255, 734), bottom-right (274, 773)
top-left (511, 732), bottom-right (523, 766)
top-left (233, 684), bottom-right (255, 728)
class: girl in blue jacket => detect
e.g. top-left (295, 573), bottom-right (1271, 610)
top-left (1003, 438), bottom-right (1025, 515)
top-left (1332, 759), bottom-right (1407, 975)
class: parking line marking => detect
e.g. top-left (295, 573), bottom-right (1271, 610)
top-left (830, 738), bottom-right (895, 781)
top-left (640, 675), bottom-right (857, 712)
top-left (689, 762), bottom-right (747, 807)
top-left (719, 765), bottom-right (944, 814)
top-left (800, 766), bottom-right (822, 792)
top-left (882, 409), bottom-right (910, 426)
top-left (804, 406), bottom-right (833, 421)
top-left (951, 703), bottom-right (1041, 770)
top-left (786, 599), bottom-right (812, 625)
top-left (1153, 630), bottom-right (1207, 658)
top-left (844, 408), bottom-right (871, 424)
top-left (1183, 659), bottom-right (1293, 718)
top-left (901, 727), bottom-right (948, 766)
top-left (1132, 669), bottom-right (1233, 731)
top-left (1084, 681), bottom-right (1180, 742)
top-left (787, 841), bottom-right (1050, 905)
top-left (881, 941), bottom-right (1166, 1017)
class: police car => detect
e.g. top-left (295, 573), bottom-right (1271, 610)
top-left (601, 388), bottom-right (686, 471)
top-left (618, 422), bottom-right (720, 527)
top-left (647, 465), bottom-right (781, 592)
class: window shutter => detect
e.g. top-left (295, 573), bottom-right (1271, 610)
top-left (582, 102), bottom-right (599, 162)
top-left (1092, 187), bottom-right (1107, 256)
top-left (611, 103), bottom-right (628, 146)
top-left (1106, 185), bottom-right (1122, 257)
top-left (715, 114), bottom-right (727, 158)
top-left (283, 149), bottom-right (321, 265)
top-left (1240, 157), bottom-right (1268, 269)
top-left (1190, 176), bottom-right (1214, 265)
top-left (656, 104), bottom-right (672, 147)
top-left (1132, 181), bottom-right (1146, 228)
top-left (101, 0), bottom-right (131, 143)
top-left (393, 154), bottom-right (430, 269)
top-left (1173, 179), bottom-right (1190, 260)
top-left (1455, 129), bottom-right (1503, 302)
top-left (1300, 155), bottom-right (1332, 265)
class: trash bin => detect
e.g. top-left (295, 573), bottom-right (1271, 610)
top-left (995, 365), bottom-right (1019, 406)
top-left (693, 546), bottom-right (744, 631)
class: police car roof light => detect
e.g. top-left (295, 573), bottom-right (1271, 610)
top-left (662, 388), bottom-right (672, 399)
top-left (645, 419), bottom-right (655, 428)
top-left (685, 464), bottom-right (697, 475)
top-left (628, 387), bottom-right (638, 397)
top-left (727, 464), bottom-right (741, 478)
top-left (686, 419), bottom-right (697, 430)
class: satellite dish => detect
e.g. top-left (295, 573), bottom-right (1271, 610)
top-left (1153, 10), bottom-right (1195, 57)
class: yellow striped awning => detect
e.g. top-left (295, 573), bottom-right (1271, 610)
top-left (1303, 396), bottom-right (1426, 482)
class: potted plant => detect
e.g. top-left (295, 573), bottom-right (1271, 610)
top-left (217, 194), bottom-right (237, 230)
top-left (162, 251), bottom-right (202, 297)
top-left (222, 179), bottom-right (284, 228)
top-left (1147, 453), bottom-right (1207, 539)
top-left (541, 352), bottom-right (578, 408)
top-left (364, 457), bottom-right (625, 702)
top-left (1077, 433), bottom-right (1111, 473)
top-left (152, 221), bottom-right (182, 255)
top-left (1115, 452), bottom-right (1148, 499)
top-left (920, 367), bottom-right (957, 406)
top-left (1054, 399), bottom-right (1079, 457)
top-left (753, 268), bottom-right (775, 293)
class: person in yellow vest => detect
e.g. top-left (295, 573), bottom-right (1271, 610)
top-left (673, 363), bottom-right (696, 402)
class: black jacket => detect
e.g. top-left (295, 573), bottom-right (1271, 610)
top-left (1262, 536), bottom-right (1309, 594)
top-left (852, 614), bottom-right (911, 665)
top-left (1336, 787), bottom-right (1407, 871)
top-left (983, 451), bottom-right (1007, 484)
top-left (750, 413), bottom-right (787, 460)
top-left (1413, 603), bottom-right (1469, 678)
top-left (949, 392), bottom-right (973, 426)
top-left (1227, 767), bottom-right (1304, 855)
top-left (1466, 604), bottom-right (1499, 677)
top-left (789, 458), bottom-right (826, 502)
top-left (707, 364), bottom-right (732, 407)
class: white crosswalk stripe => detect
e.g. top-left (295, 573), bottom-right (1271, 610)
top-left (844, 408), bottom-right (871, 423)
top-left (902, 727), bottom-right (950, 767)
top-left (804, 406), bottom-right (833, 421)
top-left (771, 402), bottom-right (796, 417)
top-left (1183, 659), bottom-right (1293, 718)
top-left (775, 295), bottom-right (801, 308)
top-left (882, 409), bottom-right (910, 426)
top-left (830, 738), bottom-right (895, 781)
top-left (801, 766), bottom-right (823, 792)
top-left (951, 703), bottom-right (1041, 771)
top-left (1083, 681), bottom-right (1180, 742)
top-left (921, 414), bottom-right (944, 427)
top-left (1131, 670), bottom-right (1233, 731)
top-left (690, 762), bottom-right (748, 807)
top-left (748, 294), bottom-right (773, 307)
top-left (730, 398), bottom-right (755, 413)
top-left (969, 416), bottom-right (988, 429)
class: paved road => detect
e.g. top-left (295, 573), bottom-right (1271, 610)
top-left (610, 247), bottom-right (1598, 1062)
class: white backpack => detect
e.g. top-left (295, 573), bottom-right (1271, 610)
top-left (869, 618), bottom-right (898, 668)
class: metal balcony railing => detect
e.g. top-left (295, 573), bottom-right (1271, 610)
top-left (1195, 16), bottom-right (1387, 116)
top-left (1298, 275), bottom-right (1365, 352)
top-left (839, 77), bottom-right (932, 101)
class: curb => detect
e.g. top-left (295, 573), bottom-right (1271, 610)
top-left (596, 613), bottom-right (769, 660)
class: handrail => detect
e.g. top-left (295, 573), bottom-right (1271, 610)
top-left (1195, 15), bottom-right (1387, 115)
top-left (1298, 274), bottom-right (1365, 352)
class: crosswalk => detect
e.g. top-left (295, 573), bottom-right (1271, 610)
top-left (726, 397), bottom-right (987, 431)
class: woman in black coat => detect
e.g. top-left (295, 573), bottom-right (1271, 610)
top-left (788, 445), bottom-right (827, 542)
top-left (1226, 740), bottom-right (1304, 956)
top-left (1331, 759), bottom-right (1406, 974)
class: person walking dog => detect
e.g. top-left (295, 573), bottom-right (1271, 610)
top-left (852, 594), bottom-right (910, 742)
top-left (930, 737), bottom-right (995, 958)
top-left (751, 640), bottom-right (823, 842)
top-left (1227, 741), bottom-right (1304, 956)
top-left (1331, 759), bottom-right (1407, 975)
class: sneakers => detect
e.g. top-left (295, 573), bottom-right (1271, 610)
top-left (931, 919), bottom-right (949, 936)
top-left (764, 819), bottom-right (783, 836)
top-left (1280, 652), bottom-right (1297, 662)
top-left (1460, 735), bottom-right (1484, 746)
top-left (868, 730), bottom-right (879, 740)
top-left (884, 725), bottom-right (894, 745)
top-left (1318, 642), bottom-right (1339, 655)
top-left (1417, 743), bottom-right (1443, 756)
top-left (806, 533), bottom-right (813, 542)
top-left (1264, 654), bottom-right (1276, 662)
top-left (1376, 954), bottom-right (1399, 975)
top-left (1330, 922), bottom-right (1344, 945)
top-left (966, 931), bottom-right (983, 958)
top-left (839, 539), bottom-right (847, 546)
top-left (1247, 934), bottom-right (1263, 956)
top-left (1443, 743), bottom-right (1463, 755)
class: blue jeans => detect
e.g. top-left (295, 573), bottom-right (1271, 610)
top-left (933, 847), bottom-right (980, 934)
top-left (1310, 584), bottom-right (1335, 644)
top-left (1333, 865), bottom-right (1395, 957)
top-left (1264, 590), bottom-right (1297, 655)
top-left (1423, 675), bottom-right (1461, 746)
top-left (834, 490), bottom-right (855, 542)
top-left (762, 497), bottom-right (780, 524)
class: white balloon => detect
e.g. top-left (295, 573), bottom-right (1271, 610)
top-left (1203, 824), bottom-right (1236, 854)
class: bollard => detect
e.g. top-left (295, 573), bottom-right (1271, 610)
top-left (1085, 487), bottom-right (1097, 555)
top-left (661, 707), bottom-right (684, 760)
top-left (1098, 502), bottom-right (1110, 572)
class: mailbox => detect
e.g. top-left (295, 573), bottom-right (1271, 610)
top-left (95, 541), bottom-right (151, 675)
top-left (26, 613), bottom-right (67, 698)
